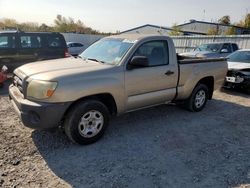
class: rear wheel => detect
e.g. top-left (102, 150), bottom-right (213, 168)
top-left (64, 100), bottom-right (110, 145)
top-left (185, 84), bottom-right (209, 112)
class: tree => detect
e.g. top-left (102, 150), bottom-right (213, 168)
top-left (0, 16), bottom-right (110, 35)
top-left (244, 13), bottom-right (250, 28)
top-left (235, 20), bottom-right (245, 27)
top-left (169, 23), bottom-right (182, 36)
top-left (0, 18), bottom-right (18, 29)
top-left (236, 13), bottom-right (250, 28)
top-left (218, 15), bottom-right (231, 25)
top-left (39, 23), bottom-right (53, 32)
top-left (207, 27), bottom-right (219, 35)
top-left (0, 21), bottom-right (4, 29)
top-left (54, 15), bottom-right (71, 32)
top-left (224, 27), bottom-right (237, 35)
top-left (53, 14), bottom-right (100, 34)
top-left (18, 22), bottom-right (39, 32)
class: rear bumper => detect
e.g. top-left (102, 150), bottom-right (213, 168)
top-left (9, 84), bottom-right (71, 130)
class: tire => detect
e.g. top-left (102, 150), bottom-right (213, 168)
top-left (64, 100), bottom-right (110, 145)
top-left (185, 84), bottom-right (209, 112)
top-left (246, 87), bottom-right (250, 95)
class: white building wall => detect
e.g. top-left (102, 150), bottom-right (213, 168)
top-left (61, 33), bottom-right (105, 50)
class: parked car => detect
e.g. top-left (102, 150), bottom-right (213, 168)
top-left (0, 30), bottom-right (70, 72)
top-left (9, 34), bottom-right (227, 145)
top-left (180, 42), bottom-right (239, 58)
top-left (225, 49), bottom-right (250, 93)
top-left (67, 42), bottom-right (84, 56)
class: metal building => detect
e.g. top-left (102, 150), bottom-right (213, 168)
top-left (177, 20), bottom-right (250, 35)
top-left (120, 24), bottom-right (203, 35)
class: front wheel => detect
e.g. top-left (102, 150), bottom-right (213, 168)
top-left (185, 84), bottom-right (209, 112)
top-left (64, 100), bottom-right (110, 145)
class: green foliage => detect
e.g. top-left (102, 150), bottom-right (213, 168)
top-left (235, 20), bottom-right (245, 27)
top-left (244, 13), bottom-right (250, 28)
top-left (0, 15), bottom-right (110, 35)
top-left (169, 24), bottom-right (182, 36)
top-left (39, 24), bottom-right (54, 32)
top-left (209, 13), bottom-right (250, 35)
top-left (53, 14), bottom-right (106, 34)
top-left (207, 27), bottom-right (219, 35)
top-left (18, 22), bottom-right (40, 32)
top-left (224, 27), bottom-right (237, 35)
top-left (235, 13), bottom-right (250, 29)
top-left (0, 18), bottom-right (18, 29)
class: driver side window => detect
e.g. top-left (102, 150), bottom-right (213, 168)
top-left (221, 44), bottom-right (232, 53)
top-left (133, 41), bottom-right (169, 66)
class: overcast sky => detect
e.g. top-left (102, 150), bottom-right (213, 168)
top-left (0, 0), bottom-right (249, 32)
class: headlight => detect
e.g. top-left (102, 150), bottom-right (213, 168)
top-left (27, 80), bottom-right (57, 99)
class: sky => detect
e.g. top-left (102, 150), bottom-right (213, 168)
top-left (0, 0), bottom-right (249, 32)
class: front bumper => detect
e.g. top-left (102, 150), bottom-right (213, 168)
top-left (0, 72), bottom-right (7, 84)
top-left (225, 76), bottom-right (250, 89)
top-left (9, 84), bottom-right (71, 130)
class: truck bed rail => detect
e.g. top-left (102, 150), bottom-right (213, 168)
top-left (177, 54), bottom-right (227, 64)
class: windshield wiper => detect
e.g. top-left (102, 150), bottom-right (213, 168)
top-left (87, 58), bottom-right (105, 64)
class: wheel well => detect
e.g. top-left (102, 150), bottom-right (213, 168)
top-left (198, 77), bottom-right (214, 99)
top-left (63, 93), bottom-right (117, 120)
top-left (90, 93), bottom-right (118, 115)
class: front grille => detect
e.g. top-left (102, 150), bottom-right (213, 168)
top-left (227, 70), bottom-right (238, 77)
top-left (13, 74), bottom-right (23, 94)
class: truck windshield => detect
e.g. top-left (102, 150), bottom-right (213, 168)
top-left (79, 38), bottom-right (134, 65)
top-left (194, 44), bottom-right (222, 52)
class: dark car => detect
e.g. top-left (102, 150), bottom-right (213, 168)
top-left (225, 49), bottom-right (250, 93)
top-left (180, 42), bottom-right (239, 58)
top-left (0, 31), bottom-right (70, 72)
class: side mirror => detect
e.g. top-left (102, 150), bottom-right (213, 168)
top-left (221, 49), bottom-right (229, 53)
top-left (128, 56), bottom-right (149, 70)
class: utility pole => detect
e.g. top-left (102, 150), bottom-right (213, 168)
top-left (203, 9), bottom-right (206, 21)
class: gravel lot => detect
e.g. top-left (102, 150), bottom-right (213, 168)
top-left (0, 81), bottom-right (250, 188)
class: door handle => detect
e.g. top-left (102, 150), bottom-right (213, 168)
top-left (165, 70), bottom-right (174, 76)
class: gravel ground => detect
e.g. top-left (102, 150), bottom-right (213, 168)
top-left (0, 82), bottom-right (250, 188)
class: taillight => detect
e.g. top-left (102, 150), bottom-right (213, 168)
top-left (64, 48), bottom-right (71, 58)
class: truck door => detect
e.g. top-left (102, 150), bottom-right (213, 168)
top-left (0, 34), bottom-right (18, 72)
top-left (125, 40), bottom-right (178, 111)
top-left (220, 43), bottom-right (233, 57)
top-left (18, 34), bottom-right (43, 67)
top-left (43, 34), bottom-right (66, 59)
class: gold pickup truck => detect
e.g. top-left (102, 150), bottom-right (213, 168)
top-left (9, 34), bottom-right (228, 145)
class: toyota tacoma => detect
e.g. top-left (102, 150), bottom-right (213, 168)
top-left (9, 34), bottom-right (228, 145)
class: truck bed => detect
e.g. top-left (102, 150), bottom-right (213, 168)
top-left (176, 54), bottom-right (228, 100)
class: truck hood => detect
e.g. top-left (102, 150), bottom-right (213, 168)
top-left (14, 57), bottom-right (113, 80)
top-left (227, 61), bottom-right (250, 70)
